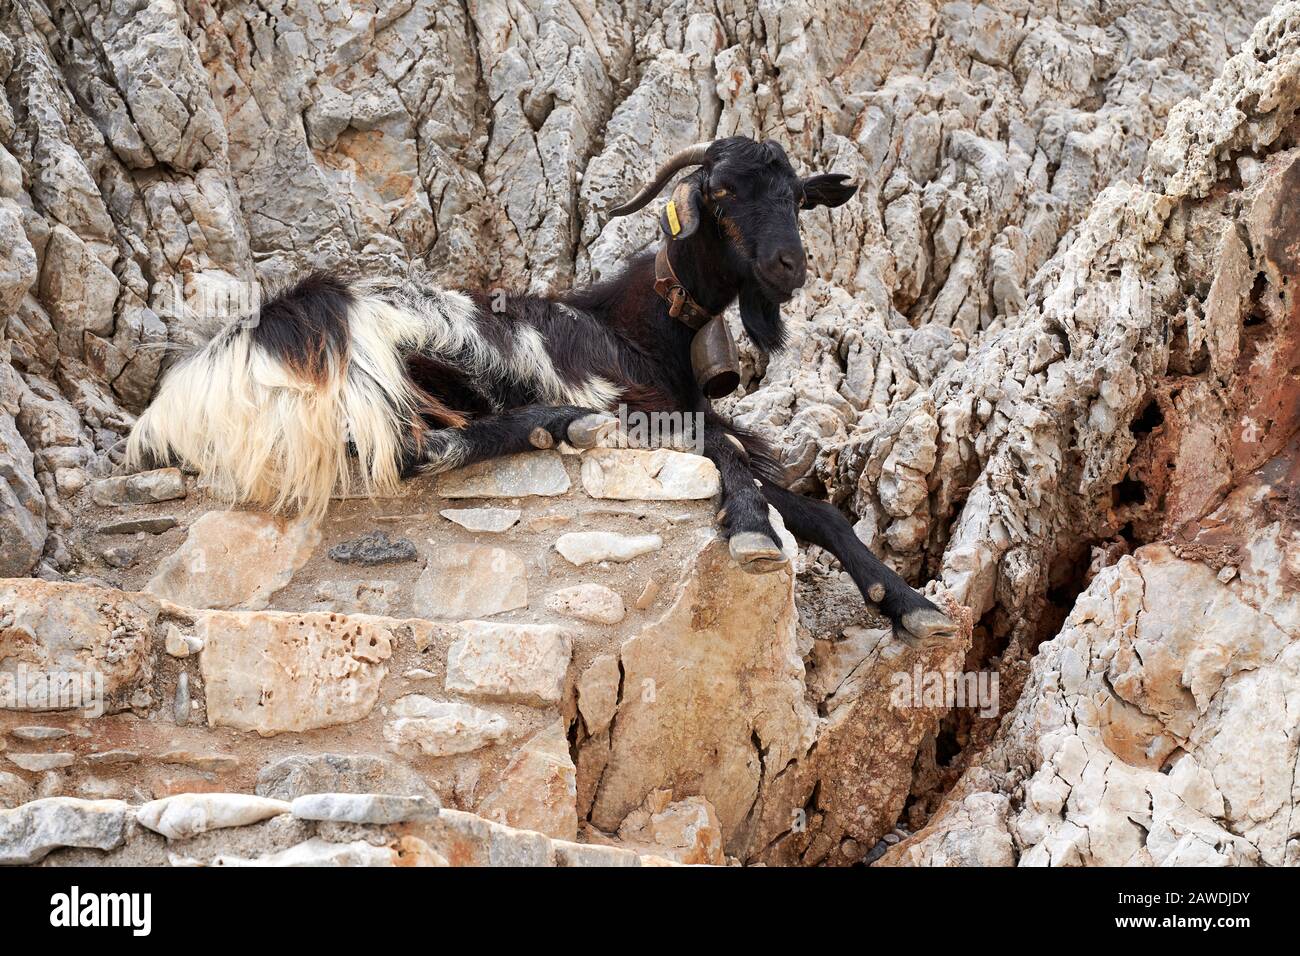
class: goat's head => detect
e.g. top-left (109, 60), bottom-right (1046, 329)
top-left (610, 136), bottom-right (857, 351)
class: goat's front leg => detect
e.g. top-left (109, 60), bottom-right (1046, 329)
top-left (759, 478), bottom-right (957, 647)
top-left (412, 405), bottom-right (617, 475)
top-left (702, 423), bottom-right (791, 573)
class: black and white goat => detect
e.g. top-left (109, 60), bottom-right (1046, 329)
top-left (128, 136), bottom-right (956, 646)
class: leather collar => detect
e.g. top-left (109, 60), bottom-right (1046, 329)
top-left (654, 240), bottom-right (714, 331)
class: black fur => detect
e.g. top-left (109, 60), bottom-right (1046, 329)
top-left (250, 272), bottom-right (354, 382)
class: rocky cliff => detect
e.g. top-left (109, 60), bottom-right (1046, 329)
top-left (1, 0), bottom-right (1299, 866)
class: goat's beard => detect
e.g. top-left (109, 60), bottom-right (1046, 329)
top-left (738, 279), bottom-right (788, 353)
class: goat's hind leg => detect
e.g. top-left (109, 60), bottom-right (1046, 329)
top-left (413, 405), bottom-right (617, 475)
top-left (759, 479), bottom-right (957, 647)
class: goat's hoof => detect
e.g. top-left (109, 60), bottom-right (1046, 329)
top-left (567, 413), bottom-right (619, 449)
top-left (528, 426), bottom-right (554, 449)
top-left (894, 607), bottom-right (959, 649)
top-left (729, 533), bottom-right (790, 574)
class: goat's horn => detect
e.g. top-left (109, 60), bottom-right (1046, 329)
top-left (607, 142), bottom-right (711, 217)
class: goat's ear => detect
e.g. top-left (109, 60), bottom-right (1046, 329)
top-left (738, 281), bottom-right (788, 354)
top-left (800, 173), bottom-right (857, 210)
top-left (659, 178), bottom-right (705, 239)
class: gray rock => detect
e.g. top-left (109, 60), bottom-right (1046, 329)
top-left (91, 468), bottom-right (186, 507)
top-left (98, 516), bottom-right (179, 535)
top-left (435, 452), bottom-right (570, 498)
top-left (327, 530), bottom-right (418, 565)
top-left (255, 753), bottom-right (435, 802)
top-left (439, 506), bottom-right (521, 533)
top-left (174, 671), bottom-right (190, 726)
top-left (101, 545), bottom-right (135, 568)
top-left (0, 408), bottom-right (46, 577)
top-left (0, 798), bottom-right (130, 865)
top-left (8, 726), bottom-right (70, 742)
top-left (554, 531), bottom-right (663, 566)
top-left (7, 752), bottom-right (75, 772)
top-left (0, 771), bottom-right (32, 810)
top-left (413, 543), bottom-right (528, 619)
top-left (289, 793), bottom-right (441, 825)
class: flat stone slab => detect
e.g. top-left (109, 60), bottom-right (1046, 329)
top-left (440, 506), bottom-right (521, 532)
top-left (434, 452), bottom-right (570, 498)
top-left (383, 696), bottom-right (509, 757)
top-left (445, 621), bottom-right (573, 705)
top-left (580, 449), bottom-right (720, 500)
top-left (198, 610), bottom-right (393, 736)
top-left (255, 753), bottom-right (435, 801)
top-left (146, 511), bottom-right (319, 610)
top-left (7, 753), bottom-right (75, 772)
top-left (0, 798), bottom-right (130, 865)
top-left (97, 516), bottom-right (179, 535)
top-left (91, 468), bottom-right (186, 506)
top-left (413, 543), bottom-right (527, 619)
top-left (290, 792), bottom-right (440, 825)
top-left (554, 531), bottom-right (663, 565)
top-left (136, 793), bottom-right (290, 840)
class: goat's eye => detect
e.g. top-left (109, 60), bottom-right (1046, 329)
top-left (711, 187), bottom-right (729, 200)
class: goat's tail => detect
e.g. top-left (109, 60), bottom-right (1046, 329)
top-left (126, 274), bottom-right (452, 521)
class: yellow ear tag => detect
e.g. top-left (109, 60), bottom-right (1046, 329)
top-left (666, 199), bottom-right (681, 236)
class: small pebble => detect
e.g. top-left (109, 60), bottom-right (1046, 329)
top-left (174, 672), bottom-right (190, 725)
top-left (164, 624), bottom-right (203, 658)
top-left (101, 546), bottom-right (135, 569)
top-left (9, 726), bottom-right (70, 742)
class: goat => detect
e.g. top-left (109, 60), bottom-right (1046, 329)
top-left (127, 136), bottom-right (956, 646)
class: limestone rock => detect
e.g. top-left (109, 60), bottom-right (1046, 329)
top-left (477, 721), bottom-right (578, 841)
top-left (198, 610), bottom-right (392, 736)
top-left (580, 449), bottom-right (721, 500)
top-left (0, 771), bottom-right (32, 810)
top-left (883, 458), bottom-right (1299, 866)
top-left (576, 654), bottom-right (621, 735)
top-left (383, 696), bottom-right (509, 758)
top-left (444, 621), bottom-right (573, 705)
top-left (255, 754), bottom-right (435, 802)
top-left (146, 511), bottom-right (319, 610)
top-left (7, 752), bottom-right (74, 771)
top-left (554, 531), bottom-right (663, 566)
top-left (212, 837), bottom-right (398, 867)
top-left (413, 543), bottom-right (528, 619)
top-left (0, 579), bottom-right (157, 714)
top-left (440, 506), bottom-right (521, 532)
top-left (584, 515), bottom-right (817, 856)
top-left (136, 793), bottom-right (290, 840)
top-left (0, 798), bottom-right (130, 865)
top-left (91, 468), bottom-right (185, 506)
top-left (0, 408), bottom-right (45, 577)
top-left (435, 452), bottom-right (570, 498)
top-left (544, 583), bottom-right (625, 625)
top-left (98, 516), bottom-right (178, 535)
top-left (289, 793), bottom-right (440, 825)
top-left (617, 790), bottom-right (725, 866)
